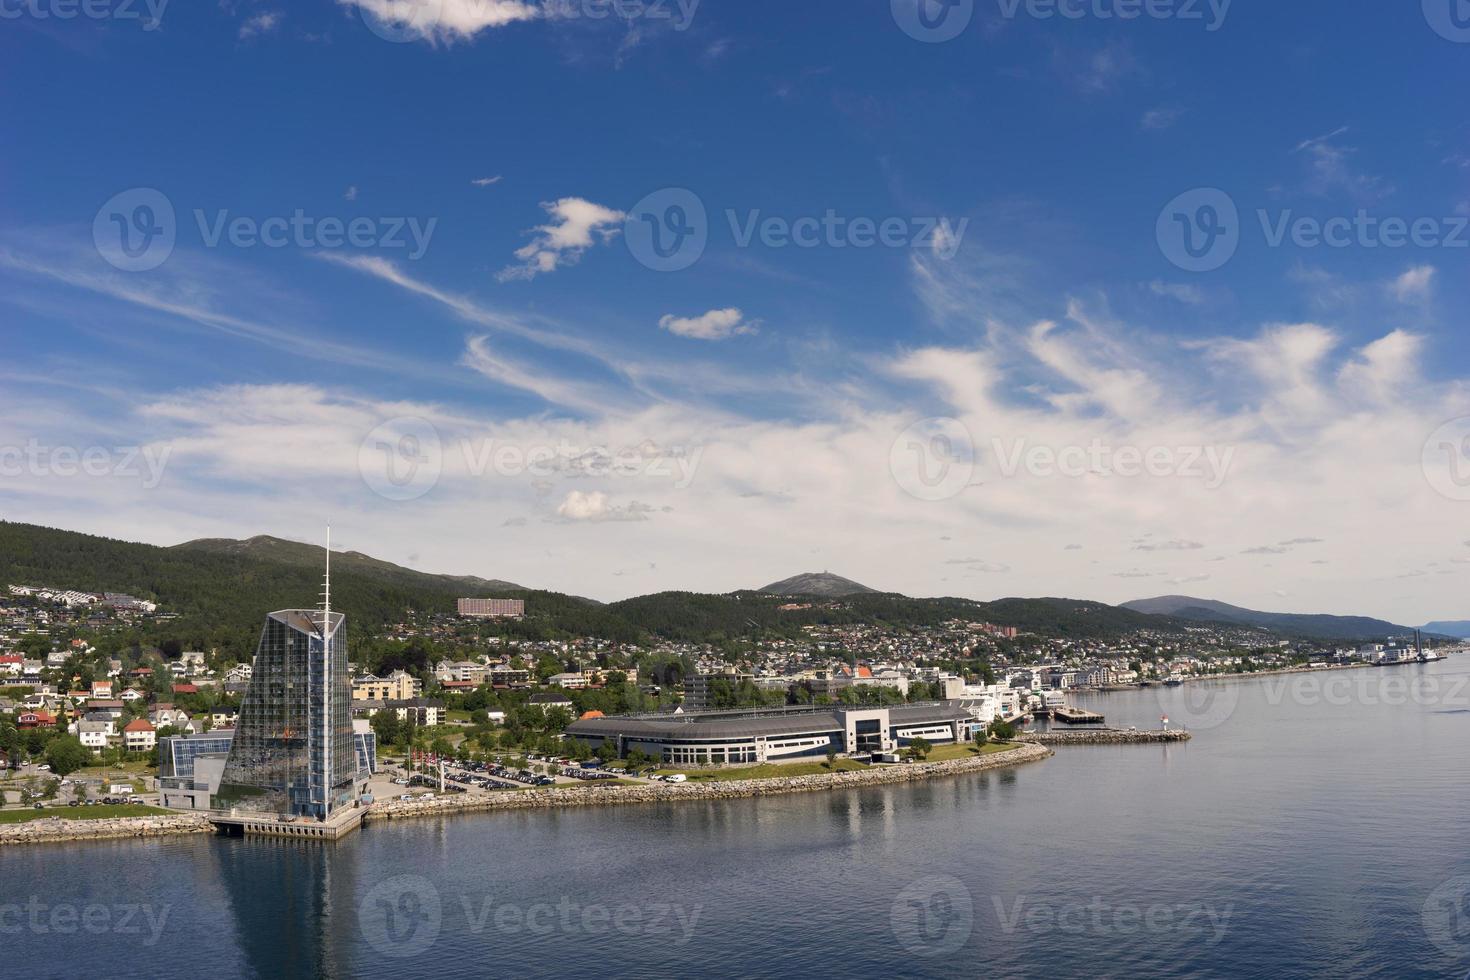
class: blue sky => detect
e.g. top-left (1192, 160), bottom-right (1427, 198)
top-left (3, 1), bottom-right (1469, 621)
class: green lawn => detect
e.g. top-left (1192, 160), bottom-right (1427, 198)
top-left (0, 804), bottom-right (171, 824)
top-left (655, 759), bottom-right (870, 782)
top-left (919, 741), bottom-right (1017, 762)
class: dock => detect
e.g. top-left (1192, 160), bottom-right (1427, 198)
top-left (207, 805), bottom-right (366, 841)
top-left (1045, 706), bottom-right (1106, 725)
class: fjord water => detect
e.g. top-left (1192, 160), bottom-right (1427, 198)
top-left (5, 660), bottom-right (1468, 979)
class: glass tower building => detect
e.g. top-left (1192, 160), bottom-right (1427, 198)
top-left (217, 608), bottom-right (358, 818)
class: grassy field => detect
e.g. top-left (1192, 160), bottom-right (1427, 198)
top-left (920, 741), bottom-right (1017, 762)
top-left (0, 804), bottom-right (171, 824)
top-left (655, 759), bottom-right (870, 782)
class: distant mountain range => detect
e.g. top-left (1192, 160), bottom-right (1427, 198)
top-left (756, 572), bottom-right (880, 597)
top-left (0, 522), bottom-right (1453, 658)
top-left (1122, 595), bottom-right (1427, 642)
top-left (1420, 620), bottom-right (1470, 639)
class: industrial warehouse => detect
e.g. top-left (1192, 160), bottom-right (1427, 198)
top-left (564, 703), bottom-right (981, 767)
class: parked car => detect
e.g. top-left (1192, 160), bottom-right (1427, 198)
top-left (662, 774), bottom-right (687, 783)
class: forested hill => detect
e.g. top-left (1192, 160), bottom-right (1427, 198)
top-left (0, 522), bottom-right (1205, 659)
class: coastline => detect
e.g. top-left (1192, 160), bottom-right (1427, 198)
top-left (366, 741), bottom-right (1054, 824)
top-left (0, 812), bottom-right (213, 847)
top-left (0, 743), bottom-right (1051, 845)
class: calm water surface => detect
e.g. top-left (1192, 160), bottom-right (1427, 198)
top-left (5, 659), bottom-right (1469, 979)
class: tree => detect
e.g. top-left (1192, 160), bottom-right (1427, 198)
top-left (973, 726), bottom-right (989, 748)
top-left (45, 736), bottom-right (93, 776)
top-left (988, 719), bottom-right (1016, 741)
top-left (370, 711), bottom-right (402, 748)
top-left (596, 740), bottom-right (618, 763)
top-left (905, 737), bottom-right (932, 762)
top-left (825, 746), bottom-right (839, 768)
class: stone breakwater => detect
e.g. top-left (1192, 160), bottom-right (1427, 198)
top-left (0, 813), bottom-right (213, 847)
top-left (1015, 729), bottom-right (1191, 745)
top-left (367, 742), bottom-right (1054, 824)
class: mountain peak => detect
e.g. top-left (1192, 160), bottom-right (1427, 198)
top-left (756, 572), bottom-right (881, 597)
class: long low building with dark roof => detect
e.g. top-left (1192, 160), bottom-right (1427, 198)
top-left (564, 703), bottom-right (980, 766)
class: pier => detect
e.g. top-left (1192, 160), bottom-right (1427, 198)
top-left (1034, 705), bottom-right (1107, 725)
top-left (207, 805), bottom-right (365, 841)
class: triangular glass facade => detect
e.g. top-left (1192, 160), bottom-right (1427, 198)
top-left (217, 609), bottom-right (357, 818)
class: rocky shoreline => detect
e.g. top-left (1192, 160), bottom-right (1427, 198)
top-left (1015, 729), bottom-right (1191, 745)
top-left (366, 742), bottom-right (1054, 825)
top-left (0, 812), bottom-right (213, 847)
top-left (0, 744), bottom-right (1053, 845)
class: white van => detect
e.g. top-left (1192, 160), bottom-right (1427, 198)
top-left (662, 774), bottom-right (687, 783)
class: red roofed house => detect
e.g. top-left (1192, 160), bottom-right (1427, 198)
top-left (91, 680), bottom-right (114, 699)
top-left (17, 711), bottom-right (56, 729)
top-left (122, 718), bottom-right (157, 752)
top-left (172, 684), bottom-right (198, 695)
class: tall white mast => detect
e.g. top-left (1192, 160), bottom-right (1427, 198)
top-left (321, 525), bottom-right (332, 815)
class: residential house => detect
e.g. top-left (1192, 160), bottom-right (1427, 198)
top-left (122, 718), bottom-right (156, 752)
top-left (75, 721), bottom-right (109, 750)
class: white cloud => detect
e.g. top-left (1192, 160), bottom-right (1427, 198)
top-left (239, 10), bottom-right (282, 39)
top-left (1140, 107), bottom-right (1183, 131)
top-left (554, 490), bottom-right (653, 523)
top-left (498, 197), bottom-right (625, 282)
top-left (1390, 265), bottom-right (1435, 303)
top-left (658, 308), bottom-right (758, 341)
top-left (471, 175), bottom-right (503, 187)
top-left (339, 0), bottom-right (539, 43)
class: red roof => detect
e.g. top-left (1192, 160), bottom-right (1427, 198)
top-left (172, 684), bottom-right (198, 694)
top-left (123, 718), bottom-right (155, 733)
top-left (0, 655), bottom-right (23, 664)
top-left (578, 710), bottom-right (605, 720)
